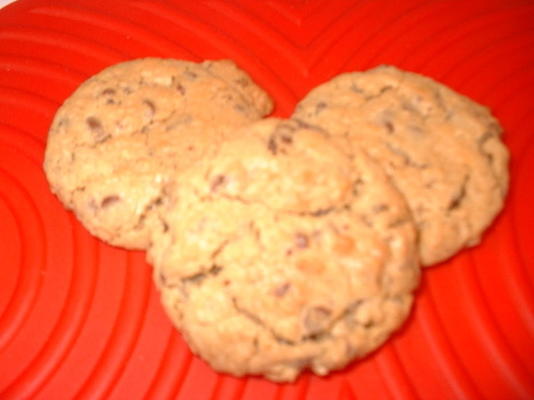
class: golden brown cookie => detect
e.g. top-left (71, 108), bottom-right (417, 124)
top-left (293, 65), bottom-right (509, 265)
top-left (148, 118), bottom-right (420, 382)
top-left (44, 58), bottom-right (273, 249)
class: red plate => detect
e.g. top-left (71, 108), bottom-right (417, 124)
top-left (1, 0), bottom-right (533, 399)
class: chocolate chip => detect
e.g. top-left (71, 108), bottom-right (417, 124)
top-left (478, 127), bottom-right (499, 165)
top-left (303, 306), bottom-right (332, 335)
top-left (101, 195), bottom-right (120, 208)
top-left (293, 118), bottom-right (315, 131)
top-left (176, 84), bottom-right (186, 95)
top-left (86, 116), bottom-right (102, 131)
top-left (56, 118), bottom-right (69, 129)
top-left (315, 101), bottom-right (327, 114)
top-left (143, 99), bottom-right (156, 119)
top-left (350, 84), bottom-right (365, 94)
top-left (182, 271), bottom-right (206, 285)
top-left (295, 233), bottom-right (309, 249)
top-left (311, 207), bottom-right (334, 217)
top-left (182, 264), bottom-right (223, 286)
top-left (234, 77), bottom-right (250, 87)
top-left (384, 120), bottom-right (395, 133)
top-left (100, 88), bottom-right (116, 96)
top-left (267, 122), bottom-right (298, 155)
top-left (275, 336), bottom-right (295, 346)
top-left (280, 134), bottom-right (292, 144)
top-left (273, 282), bottom-right (291, 297)
top-left (209, 264), bottom-right (223, 275)
top-left (86, 116), bottom-right (111, 143)
top-left (267, 135), bottom-right (278, 155)
top-left (210, 175), bottom-right (227, 192)
top-left (158, 272), bottom-right (167, 286)
top-left (276, 121), bottom-right (297, 134)
top-left (448, 176), bottom-right (469, 211)
top-left (385, 143), bottom-right (428, 168)
top-left (184, 70), bottom-right (198, 80)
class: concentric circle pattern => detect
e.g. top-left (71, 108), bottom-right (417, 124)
top-left (0, 0), bottom-right (533, 399)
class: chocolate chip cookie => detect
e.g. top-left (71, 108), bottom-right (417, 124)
top-left (44, 58), bottom-right (273, 249)
top-left (148, 118), bottom-right (420, 381)
top-left (293, 65), bottom-right (509, 265)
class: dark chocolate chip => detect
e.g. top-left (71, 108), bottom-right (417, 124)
top-left (182, 264), bottom-right (223, 286)
top-left (350, 84), bottom-right (365, 94)
top-left (176, 83), bottom-right (186, 95)
top-left (234, 77), bottom-right (250, 87)
top-left (100, 195), bottom-right (121, 208)
top-left (86, 116), bottom-right (102, 131)
top-left (315, 101), bottom-right (327, 113)
top-left (56, 118), bottom-right (69, 129)
top-left (448, 176), bottom-right (469, 211)
top-left (210, 175), bottom-right (227, 192)
top-left (184, 70), bottom-right (198, 80)
top-left (385, 143), bottom-right (428, 168)
top-left (311, 207), bottom-right (333, 217)
top-left (100, 88), bottom-right (116, 96)
top-left (143, 99), bottom-right (156, 118)
top-left (384, 120), bottom-right (395, 133)
top-left (280, 134), bottom-right (293, 144)
top-left (267, 135), bottom-right (278, 155)
top-left (86, 116), bottom-right (111, 143)
top-left (158, 273), bottom-right (167, 286)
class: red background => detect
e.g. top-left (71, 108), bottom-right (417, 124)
top-left (0, 0), bottom-right (533, 399)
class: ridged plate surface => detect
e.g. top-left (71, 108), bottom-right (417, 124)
top-left (0, 0), bottom-right (533, 399)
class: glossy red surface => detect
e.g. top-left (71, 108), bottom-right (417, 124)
top-left (0, 0), bottom-right (533, 399)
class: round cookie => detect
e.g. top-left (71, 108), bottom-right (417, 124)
top-left (148, 118), bottom-right (420, 382)
top-left (293, 65), bottom-right (509, 265)
top-left (44, 58), bottom-right (273, 249)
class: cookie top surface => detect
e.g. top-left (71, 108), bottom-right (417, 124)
top-left (148, 118), bottom-right (420, 382)
top-left (43, 57), bottom-right (273, 249)
top-left (293, 65), bottom-right (509, 265)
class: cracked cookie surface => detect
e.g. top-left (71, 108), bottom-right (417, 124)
top-left (293, 65), bottom-right (509, 265)
top-left (43, 57), bottom-right (273, 249)
top-left (148, 118), bottom-right (420, 382)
